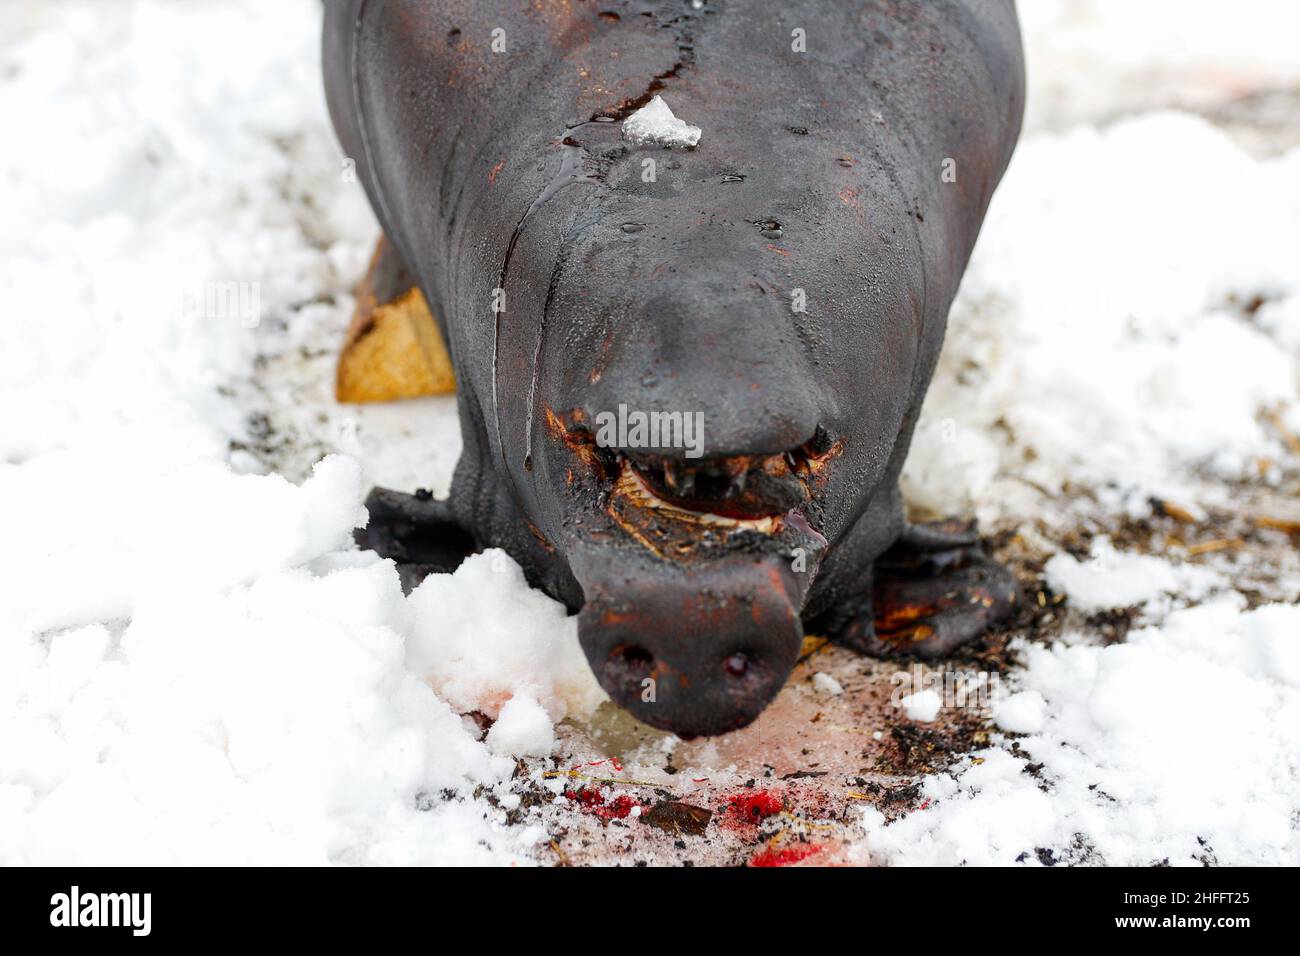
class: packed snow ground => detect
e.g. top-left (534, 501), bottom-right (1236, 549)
top-left (1, 0), bottom-right (1298, 865)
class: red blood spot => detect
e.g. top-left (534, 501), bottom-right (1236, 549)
top-left (565, 786), bottom-right (605, 810)
top-left (602, 794), bottom-right (639, 819)
top-left (749, 842), bottom-right (823, 867)
top-left (727, 790), bottom-right (784, 822)
top-left (563, 787), bottom-right (641, 820)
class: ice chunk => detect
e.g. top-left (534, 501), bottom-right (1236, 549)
top-left (622, 95), bottom-right (701, 148)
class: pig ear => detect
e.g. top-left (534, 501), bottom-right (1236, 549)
top-left (354, 486), bottom-right (478, 593)
top-left (337, 236), bottom-right (456, 403)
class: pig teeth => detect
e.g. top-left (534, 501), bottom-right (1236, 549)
top-left (727, 470), bottom-right (747, 497)
top-left (615, 463), bottom-right (778, 533)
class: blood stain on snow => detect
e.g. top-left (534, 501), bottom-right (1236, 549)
top-left (723, 789), bottom-right (784, 825)
top-left (748, 842), bottom-right (824, 867)
top-left (563, 787), bottom-right (642, 821)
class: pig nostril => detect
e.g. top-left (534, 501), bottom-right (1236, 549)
top-left (723, 653), bottom-right (750, 678)
top-left (606, 644), bottom-right (654, 683)
top-left (617, 645), bottom-right (653, 666)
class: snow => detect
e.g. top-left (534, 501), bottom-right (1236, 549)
top-left (406, 551), bottom-right (605, 726)
top-left (0, 0), bottom-right (562, 866)
top-left (812, 672), bottom-right (844, 696)
top-left (1044, 537), bottom-right (1225, 615)
top-left (870, 33), bottom-right (1300, 866)
top-left (862, 600), bottom-right (1300, 866)
top-left (622, 95), bottom-right (702, 148)
top-left (0, 447), bottom-right (576, 863)
top-left (486, 695), bottom-right (556, 758)
top-left (993, 691), bottom-right (1047, 735)
top-left (1020, 0), bottom-right (1300, 133)
top-left (901, 690), bottom-right (942, 723)
top-left (902, 112), bottom-right (1300, 522)
top-left (2, 0), bottom-right (1299, 866)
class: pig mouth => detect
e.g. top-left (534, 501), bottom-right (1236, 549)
top-left (614, 462), bottom-right (786, 532)
top-left (622, 444), bottom-right (818, 520)
top-left (543, 407), bottom-right (842, 545)
top-left (608, 433), bottom-right (843, 547)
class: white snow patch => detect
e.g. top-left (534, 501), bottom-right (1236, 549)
top-left (878, 111), bottom-right (1300, 870)
top-left (812, 672), bottom-right (844, 696)
top-left (406, 550), bottom-right (606, 724)
top-left (860, 600), bottom-right (1300, 865)
top-left (994, 691), bottom-right (1047, 735)
top-left (900, 689), bottom-right (942, 723)
top-left (1044, 537), bottom-right (1226, 614)
top-left (486, 694), bottom-right (555, 757)
top-left (0, 0), bottom-right (550, 866)
top-left (903, 113), bottom-right (1300, 522)
top-left (622, 95), bottom-right (702, 148)
top-left (1021, 0), bottom-right (1300, 132)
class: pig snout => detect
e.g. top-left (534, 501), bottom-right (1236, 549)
top-left (575, 557), bottom-right (805, 739)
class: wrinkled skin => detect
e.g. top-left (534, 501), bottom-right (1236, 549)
top-left (324, 0), bottom-right (1025, 738)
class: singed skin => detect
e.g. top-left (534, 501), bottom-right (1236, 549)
top-left (324, 0), bottom-right (1025, 738)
